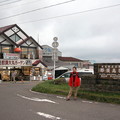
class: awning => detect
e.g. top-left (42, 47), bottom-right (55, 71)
top-left (32, 60), bottom-right (47, 67)
top-left (55, 66), bottom-right (68, 70)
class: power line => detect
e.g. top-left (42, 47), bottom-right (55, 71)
top-left (17, 3), bottom-right (120, 24)
top-left (0, 0), bottom-right (15, 4)
top-left (0, 0), bottom-right (75, 20)
top-left (0, 0), bottom-right (22, 6)
top-left (0, 0), bottom-right (43, 10)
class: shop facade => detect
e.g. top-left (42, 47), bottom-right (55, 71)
top-left (0, 24), bottom-right (46, 81)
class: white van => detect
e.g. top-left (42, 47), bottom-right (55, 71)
top-left (56, 69), bottom-right (94, 82)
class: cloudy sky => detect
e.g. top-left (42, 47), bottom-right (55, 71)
top-left (0, 0), bottom-right (120, 63)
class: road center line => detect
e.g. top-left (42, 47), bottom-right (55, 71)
top-left (37, 112), bottom-right (61, 120)
top-left (17, 94), bottom-right (58, 104)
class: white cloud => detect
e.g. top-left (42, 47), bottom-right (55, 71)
top-left (0, 0), bottom-right (120, 62)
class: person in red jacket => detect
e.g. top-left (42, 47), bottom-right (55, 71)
top-left (66, 67), bottom-right (81, 101)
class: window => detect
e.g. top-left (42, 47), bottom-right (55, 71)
top-left (1, 46), bottom-right (12, 53)
top-left (21, 47), bottom-right (38, 59)
top-left (28, 48), bottom-right (38, 59)
top-left (64, 73), bottom-right (70, 78)
top-left (71, 63), bottom-right (78, 67)
top-left (0, 45), bottom-right (13, 58)
top-left (21, 47), bottom-right (28, 59)
top-left (12, 27), bottom-right (19, 33)
top-left (17, 31), bottom-right (27, 40)
top-left (10, 34), bottom-right (21, 42)
top-left (83, 64), bottom-right (89, 69)
top-left (78, 72), bottom-right (92, 76)
top-left (5, 30), bottom-right (14, 37)
top-left (22, 48), bottom-right (27, 54)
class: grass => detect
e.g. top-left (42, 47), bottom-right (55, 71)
top-left (32, 80), bottom-right (120, 104)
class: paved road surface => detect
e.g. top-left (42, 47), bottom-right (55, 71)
top-left (0, 81), bottom-right (120, 120)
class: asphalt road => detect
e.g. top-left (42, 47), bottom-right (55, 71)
top-left (0, 81), bottom-right (120, 120)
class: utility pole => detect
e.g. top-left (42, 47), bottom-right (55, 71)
top-left (52, 37), bottom-right (59, 79)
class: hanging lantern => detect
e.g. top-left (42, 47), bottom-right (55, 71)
top-left (14, 47), bottom-right (22, 52)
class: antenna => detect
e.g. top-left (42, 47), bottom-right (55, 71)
top-left (37, 33), bottom-right (39, 44)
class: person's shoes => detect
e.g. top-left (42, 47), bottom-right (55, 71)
top-left (74, 97), bottom-right (77, 100)
top-left (66, 97), bottom-right (70, 101)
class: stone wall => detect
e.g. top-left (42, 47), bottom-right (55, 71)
top-left (80, 75), bottom-right (120, 93)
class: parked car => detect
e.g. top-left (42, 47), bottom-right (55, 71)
top-left (42, 75), bottom-right (48, 80)
top-left (48, 73), bottom-right (53, 80)
top-left (56, 69), bottom-right (94, 82)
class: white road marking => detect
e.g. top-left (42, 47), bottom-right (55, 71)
top-left (57, 96), bottom-right (66, 99)
top-left (37, 112), bottom-right (61, 120)
top-left (30, 90), bottom-right (66, 100)
top-left (95, 102), bottom-right (98, 104)
top-left (82, 100), bottom-right (93, 104)
top-left (17, 94), bottom-right (58, 104)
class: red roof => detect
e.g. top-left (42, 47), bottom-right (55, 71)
top-left (59, 57), bottom-right (83, 62)
top-left (32, 60), bottom-right (47, 67)
top-left (0, 24), bottom-right (16, 33)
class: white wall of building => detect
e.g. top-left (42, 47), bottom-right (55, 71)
top-left (42, 45), bottom-right (62, 57)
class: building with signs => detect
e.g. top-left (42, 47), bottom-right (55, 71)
top-left (42, 45), bottom-right (92, 68)
top-left (0, 24), bottom-right (46, 81)
top-left (42, 45), bottom-right (62, 62)
top-left (42, 45), bottom-right (92, 78)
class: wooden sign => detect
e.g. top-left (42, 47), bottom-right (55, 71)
top-left (94, 63), bottom-right (120, 80)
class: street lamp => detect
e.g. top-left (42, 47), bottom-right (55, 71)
top-left (52, 37), bottom-right (59, 79)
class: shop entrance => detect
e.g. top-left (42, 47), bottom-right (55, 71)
top-left (0, 68), bottom-right (10, 81)
top-left (10, 68), bottom-right (22, 81)
top-left (0, 67), bottom-right (22, 81)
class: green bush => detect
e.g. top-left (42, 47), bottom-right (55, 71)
top-left (53, 78), bottom-right (66, 85)
top-left (32, 80), bottom-right (120, 104)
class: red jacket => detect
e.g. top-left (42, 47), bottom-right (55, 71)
top-left (68, 72), bottom-right (81, 87)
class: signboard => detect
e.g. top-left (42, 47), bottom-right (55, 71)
top-left (52, 42), bottom-right (59, 48)
top-left (53, 37), bottom-right (58, 41)
top-left (3, 53), bottom-right (20, 60)
top-left (52, 49), bottom-right (58, 61)
top-left (0, 59), bottom-right (32, 67)
top-left (94, 63), bottom-right (120, 80)
top-left (43, 47), bottom-right (52, 56)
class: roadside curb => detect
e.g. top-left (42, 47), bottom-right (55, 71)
top-left (29, 89), bottom-right (48, 96)
top-left (29, 89), bottom-right (100, 104)
top-left (29, 89), bottom-right (120, 106)
top-left (29, 89), bottom-right (67, 100)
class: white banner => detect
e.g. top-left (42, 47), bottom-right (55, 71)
top-left (3, 53), bottom-right (20, 60)
top-left (0, 59), bottom-right (32, 66)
